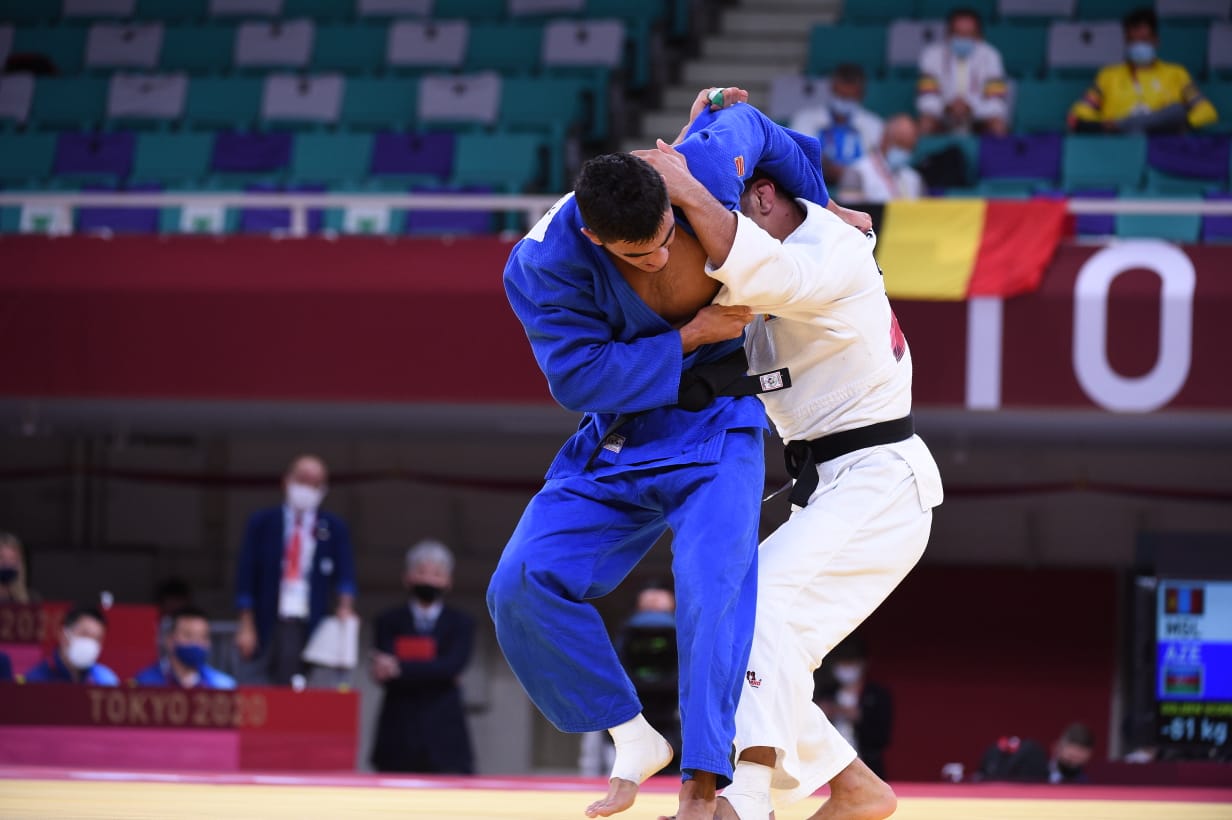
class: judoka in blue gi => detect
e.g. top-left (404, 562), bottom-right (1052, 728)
top-left (488, 89), bottom-right (872, 820)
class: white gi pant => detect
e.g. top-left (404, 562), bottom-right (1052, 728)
top-left (733, 434), bottom-right (942, 809)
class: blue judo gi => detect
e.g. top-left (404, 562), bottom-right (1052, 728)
top-left (488, 103), bottom-right (831, 785)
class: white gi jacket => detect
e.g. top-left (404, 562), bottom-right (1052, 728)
top-left (915, 40), bottom-right (1009, 124)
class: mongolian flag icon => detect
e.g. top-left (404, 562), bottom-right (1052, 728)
top-left (1164, 586), bottom-right (1206, 615)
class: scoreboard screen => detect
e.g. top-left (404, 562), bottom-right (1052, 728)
top-left (1156, 579), bottom-right (1232, 752)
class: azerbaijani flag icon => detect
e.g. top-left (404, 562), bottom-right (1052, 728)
top-left (1164, 586), bottom-right (1206, 615)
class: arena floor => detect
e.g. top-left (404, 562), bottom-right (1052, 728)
top-left (0, 770), bottom-right (1229, 820)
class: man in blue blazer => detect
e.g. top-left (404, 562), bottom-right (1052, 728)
top-left (234, 454), bottom-right (357, 685)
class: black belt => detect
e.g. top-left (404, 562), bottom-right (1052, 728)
top-left (783, 415), bottom-right (914, 507)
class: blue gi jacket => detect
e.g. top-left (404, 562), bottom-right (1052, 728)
top-left (25, 651), bottom-right (120, 686)
top-left (133, 660), bottom-right (237, 690)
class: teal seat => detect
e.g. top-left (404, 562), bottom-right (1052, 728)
top-left (841, 0), bottom-right (916, 22)
top-left (0, 132), bottom-right (57, 185)
top-left (161, 25), bottom-right (235, 72)
top-left (1, 0), bottom-right (59, 23)
top-left (451, 131), bottom-right (545, 192)
top-left (913, 134), bottom-right (979, 186)
top-left (863, 78), bottom-right (916, 118)
top-left (918, 0), bottom-right (995, 21)
top-left (808, 25), bottom-right (887, 77)
top-left (976, 179), bottom-right (1040, 198)
top-left (1115, 196), bottom-right (1201, 242)
top-left (283, 0), bottom-right (354, 18)
top-left (986, 23), bottom-right (1048, 79)
top-left (184, 76), bottom-right (262, 129)
top-left (290, 133), bottom-right (374, 185)
top-left (312, 24), bottom-right (387, 73)
top-left (500, 75), bottom-right (590, 192)
top-left (1012, 77), bottom-right (1088, 132)
top-left (131, 132), bottom-right (214, 185)
top-left (1204, 83), bottom-right (1232, 132)
top-left (30, 76), bottom-right (108, 129)
top-left (1145, 168), bottom-right (1222, 195)
top-left (585, 0), bottom-right (663, 89)
top-left (542, 66), bottom-right (610, 141)
top-left (1159, 25), bottom-right (1208, 79)
top-left (339, 77), bottom-right (418, 130)
top-left (1062, 134), bottom-right (1146, 189)
top-left (464, 23), bottom-right (543, 73)
top-left (1075, 0), bottom-right (1134, 18)
top-left (438, 0), bottom-right (505, 19)
top-left (134, 0), bottom-right (209, 21)
top-left (12, 26), bottom-right (88, 74)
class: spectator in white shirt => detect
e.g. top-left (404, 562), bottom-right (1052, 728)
top-left (841, 114), bottom-right (924, 203)
top-left (790, 63), bottom-right (886, 187)
top-left (916, 7), bottom-right (1009, 136)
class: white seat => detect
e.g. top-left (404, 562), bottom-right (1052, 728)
top-left (209, 0), bottom-right (283, 14)
top-left (86, 22), bottom-right (164, 69)
top-left (0, 73), bottom-right (35, 125)
top-left (262, 73), bottom-right (344, 123)
top-left (63, 0), bottom-right (137, 17)
top-left (887, 19), bottom-right (946, 71)
top-left (767, 73), bottom-right (829, 124)
top-left (541, 19), bottom-right (624, 67)
top-left (235, 19), bottom-right (315, 68)
top-left (387, 20), bottom-right (468, 68)
top-left (998, 0), bottom-right (1075, 17)
top-left (418, 71), bottom-right (501, 125)
top-left (357, 0), bottom-right (432, 15)
top-left (108, 72), bottom-right (187, 120)
top-left (1210, 21), bottom-right (1232, 71)
top-left (1047, 21), bottom-right (1123, 71)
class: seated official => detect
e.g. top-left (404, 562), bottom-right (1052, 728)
top-left (25, 604), bottom-right (120, 686)
top-left (134, 606), bottom-right (236, 690)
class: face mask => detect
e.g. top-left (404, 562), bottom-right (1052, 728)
top-left (950, 36), bottom-right (976, 59)
top-left (410, 584), bottom-right (444, 605)
top-left (833, 664), bottom-right (864, 686)
top-left (65, 634), bottom-right (102, 670)
top-left (885, 146), bottom-right (912, 172)
top-left (0, 567), bottom-right (18, 585)
top-left (829, 97), bottom-right (858, 120)
top-left (286, 482), bottom-right (324, 512)
top-left (173, 644), bottom-right (208, 671)
top-left (1127, 42), bottom-right (1155, 66)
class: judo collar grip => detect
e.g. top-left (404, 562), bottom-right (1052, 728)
top-left (783, 415), bottom-right (915, 507)
top-left (677, 347), bottom-right (792, 413)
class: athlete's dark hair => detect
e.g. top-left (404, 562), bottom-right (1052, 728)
top-left (574, 153), bottom-right (669, 245)
top-left (947, 6), bottom-right (984, 34)
top-left (1061, 722), bottom-right (1095, 749)
top-left (169, 605), bottom-right (210, 628)
top-left (63, 604), bottom-right (107, 629)
top-left (1123, 7), bottom-right (1158, 35)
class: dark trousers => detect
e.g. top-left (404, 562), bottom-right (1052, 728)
top-left (266, 618), bottom-right (310, 686)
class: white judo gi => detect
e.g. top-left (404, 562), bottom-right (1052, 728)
top-left (710, 200), bottom-right (944, 809)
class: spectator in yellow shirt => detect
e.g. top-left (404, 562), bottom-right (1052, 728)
top-left (1069, 7), bottom-right (1217, 134)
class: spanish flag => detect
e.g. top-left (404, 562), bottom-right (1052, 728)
top-left (875, 199), bottom-right (1069, 301)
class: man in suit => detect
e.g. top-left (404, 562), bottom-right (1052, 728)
top-left (234, 454), bottom-right (357, 685)
top-left (370, 539), bottom-right (475, 774)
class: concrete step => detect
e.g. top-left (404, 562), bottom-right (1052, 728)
top-left (682, 59), bottom-right (799, 86)
top-left (721, 8), bottom-right (835, 36)
top-left (701, 35), bottom-right (808, 62)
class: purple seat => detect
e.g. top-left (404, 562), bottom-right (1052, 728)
top-left (76, 181), bottom-right (161, 234)
top-left (1202, 191), bottom-right (1232, 242)
top-left (405, 183), bottom-right (493, 235)
top-left (371, 131), bottom-right (454, 180)
top-left (211, 131), bottom-right (293, 174)
top-left (1039, 187), bottom-right (1115, 235)
top-left (1148, 135), bottom-right (1230, 182)
top-left (979, 134), bottom-right (1062, 182)
top-left (54, 132), bottom-right (135, 179)
top-left (239, 182), bottom-right (325, 234)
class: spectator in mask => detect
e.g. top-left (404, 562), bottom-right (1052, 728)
top-left (134, 606), bottom-right (235, 689)
top-left (0, 532), bottom-right (40, 604)
top-left (813, 634), bottom-right (894, 780)
top-left (234, 454), bottom-right (357, 685)
top-left (841, 114), bottom-right (924, 203)
top-left (789, 63), bottom-right (885, 188)
top-left (370, 539), bottom-right (475, 774)
top-left (1069, 7), bottom-right (1216, 133)
top-left (916, 7), bottom-right (1008, 135)
top-left (25, 604), bottom-right (119, 685)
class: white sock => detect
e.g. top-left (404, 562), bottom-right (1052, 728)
top-left (720, 761), bottom-right (774, 820)
top-left (606, 714), bottom-right (672, 784)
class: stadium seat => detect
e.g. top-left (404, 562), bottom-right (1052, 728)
top-left (1147, 134), bottom-right (1230, 185)
top-left (405, 182), bottom-right (495, 235)
top-left (0, 73), bottom-right (34, 127)
top-left (861, 77), bottom-right (914, 118)
top-left (986, 22), bottom-right (1048, 78)
top-left (235, 20), bottom-right (315, 69)
top-left (369, 130), bottom-right (455, 182)
top-left (1145, 168), bottom-right (1223, 194)
top-left (312, 24), bottom-right (388, 72)
top-left (283, 0), bottom-right (354, 18)
top-left (975, 179), bottom-right (1039, 198)
top-left (107, 72), bottom-right (189, 126)
top-left (767, 74), bottom-right (828, 124)
top-left (1074, 0), bottom-right (1136, 18)
top-left (53, 131), bottom-right (135, 184)
top-left (131, 131), bottom-right (214, 184)
top-left (388, 20), bottom-right (469, 70)
top-left (11, 26), bottom-right (88, 74)
top-left (886, 19), bottom-right (946, 77)
top-left (500, 74), bottom-right (588, 192)
top-left (579, 1), bottom-right (659, 88)
top-left (912, 133), bottom-right (979, 188)
top-left (918, 0), bottom-right (995, 22)
top-left (209, 0), bottom-right (281, 16)
top-left (998, 0), bottom-right (1075, 20)
top-left (210, 131), bottom-right (293, 180)
top-left (840, 0), bottom-right (916, 23)
top-left (808, 25), bottom-right (887, 77)
top-left (1158, 25), bottom-right (1208, 78)
top-left (262, 73), bottom-right (344, 127)
top-left (1062, 134), bottom-right (1146, 189)
top-left (1203, 83), bottom-right (1232, 131)
top-left (432, 0), bottom-right (504, 18)
top-left (1046, 21), bottom-right (1122, 76)
top-left (979, 134), bottom-right (1063, 183)
top-left (1157, 0), bottom-right (1232, 22)
top-left (355, 0), bottom-right (432, 16)
top-left (161, 24), bottom-right (235, 71)
top-left (451, 131), bottom-right (545, 192)
top-left (417, 72), bottom-right (501, 128)
top-left (184, 76), bottom-right (263, 128)
top-left (2, 0), bottom-right (59, 23)
top-left (509, 0), bottom-right (585, 15)
top-left (339, 77), bottom-right (418, 129)
top-left (30, 76), bottom-right (109, 129)
top-left (1116, 195), bottom-right (1201, 242)
top-left (85, 23), bottom-right (164, 69)
top-left (238, 181), bottom-right (327, 235)
top-left (465, 22), bottom-right (544, 73)
top-left (1012, 77), bottom-right (1089, 132)
top-left (75, 181), bottom-right (162, 235)
top-left (541, 19), bottom-right (624, 69)
top-left (0, 132), bottom-right (57, 185)
top-left (1201, 190), bottom-right (1232, 242)
top-left (134, 0), bottom-right (209, 21)
top-left (0, 25), bottom-right (11, 68)
top-left (290, 132), bottom-right (373, 185)
top-left (1209, 22), bottom-right (1232, 77)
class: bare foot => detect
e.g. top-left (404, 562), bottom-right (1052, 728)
top-left (657, 774), bottom-right (717, 820)
top-left (808, 759), bottom-right (896, 820)
top-left (585, 728), bottom-right (673, 817)
top-left (586, 778), bottom-right (641, 818)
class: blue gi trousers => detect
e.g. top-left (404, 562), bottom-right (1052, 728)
top-left (487, 428), bottom-right (763, 785)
